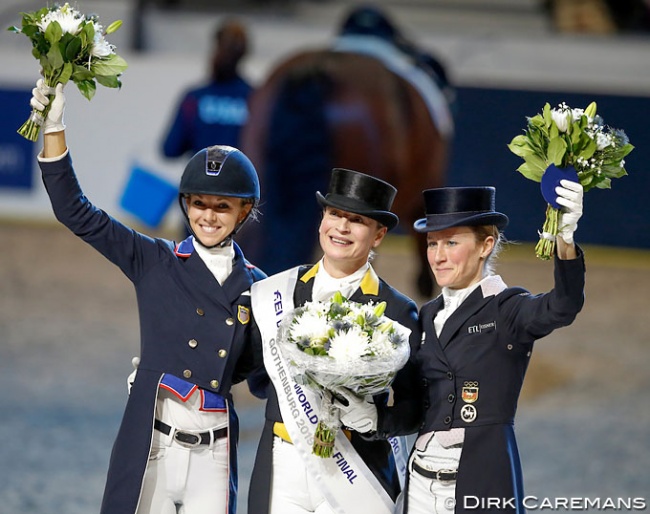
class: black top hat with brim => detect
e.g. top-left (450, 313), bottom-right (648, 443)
top-left (413, 186), bottom-right (509, 233)
top-left (316, 168), bottom-right (399, 230)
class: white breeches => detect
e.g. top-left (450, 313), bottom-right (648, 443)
top-left (136, 393), bottom-right (230, 514)
top-left (269, 436), bottom-right (336, 514)
top-left (406, 434), bottom-right (462, 514)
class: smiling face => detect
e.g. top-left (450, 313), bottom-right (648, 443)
top-left (318, 207), bottom-right (387, 277)
top-left (426, 226), bottom-right (495, 290)
top-left (185, 194), bottom-right (251, 247)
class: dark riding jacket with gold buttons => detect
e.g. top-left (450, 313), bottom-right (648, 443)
top-left (39, 152), bottom-right (265, 514)
top-left (410, 250), bottom-right (585, 513)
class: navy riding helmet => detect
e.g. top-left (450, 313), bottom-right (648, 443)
top-left (178, 145), bottom-right (260, 244)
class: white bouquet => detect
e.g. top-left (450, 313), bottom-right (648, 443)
top-left (278, 291), bottom-right (411, 457)
top-left (9, 3), bottom-right (128, 141)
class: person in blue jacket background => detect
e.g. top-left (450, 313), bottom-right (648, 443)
top-left (30, 78), bottom-right (265, 514)
top-left (405, 183), bottom-right (585, 513)
top-left (161, 18), bottom-right (253, 159)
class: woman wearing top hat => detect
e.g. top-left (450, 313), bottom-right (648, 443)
top-left (29, 79), bottom-right (265, 513)
top-left (404, 182), bottom-right (585, 513)
top-left (247, 168), bottom-right (422, 514)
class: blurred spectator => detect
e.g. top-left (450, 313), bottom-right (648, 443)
top-left (544, 0), bottom-right (650, 33)
top-left (161, 18), bottom-right (253, 158)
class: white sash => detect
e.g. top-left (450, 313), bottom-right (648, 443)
top-left (251, 267), bottom-right (399, 514)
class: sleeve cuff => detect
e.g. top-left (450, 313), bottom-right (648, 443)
top-left (37, 147), bottom-right (69, 162)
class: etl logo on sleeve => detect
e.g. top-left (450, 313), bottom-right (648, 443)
top-left (0, 88), bottom-right (35, 190)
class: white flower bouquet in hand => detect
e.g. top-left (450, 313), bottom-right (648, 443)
top-left (278, 291), bottom-right (411, 457)
top-left (8, 3), bottom-right (128, 141)
top-left (508, 102), bottom-right (633, 259)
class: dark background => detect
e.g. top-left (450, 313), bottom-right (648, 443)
top-left (447, 86), bottom-right (650, 249)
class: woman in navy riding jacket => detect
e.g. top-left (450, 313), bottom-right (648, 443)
top-left (405, 183), bottom-right (585, 513)
top-left (30, 79), bottom-right (265, 514)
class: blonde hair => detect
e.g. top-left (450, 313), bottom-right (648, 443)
top-left (471, 225), bottom-right (504, 275)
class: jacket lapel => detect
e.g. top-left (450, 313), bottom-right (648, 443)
top-left (221, 243), bottom-right (255, 304)
top-left (423, 296), bottom-right (451, 363)
top-left (294, 264), bottom-right (316, 306)
top-left (182, 251), bottom-right (231, 307)
top-left (437, 287), bottom-right (491, 349)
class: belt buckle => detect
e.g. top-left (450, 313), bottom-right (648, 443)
top-left (436, 469), bottom-right (457, 483)
top-left (173, 430), bottom-right (202, 448)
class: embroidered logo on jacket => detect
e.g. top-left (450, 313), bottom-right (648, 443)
top-left (467, 321), bottom-right (496, 334)
top-left (238, 305), bottom-right (250, 325)
top-left (460, 404), bottom-right (477, 423)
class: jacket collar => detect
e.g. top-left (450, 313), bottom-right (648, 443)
top-left (436, 275), bottom-right (507, 349)
top-left (298, 262), bottom-right (379, 296)
top-left (174, 236), bottom-right (254, 307)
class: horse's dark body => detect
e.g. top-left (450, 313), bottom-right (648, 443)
top-left (238, 48), bottom-right (450, 297)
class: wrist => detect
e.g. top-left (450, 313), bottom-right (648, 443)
top-left (43, 123), bottom-right (66, 134)
top-left (558, 232), bottom-right (574, 245)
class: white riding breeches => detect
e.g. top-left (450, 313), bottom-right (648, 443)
top-left (406, 432), bottom-right (463, 514)
top-left (269, 436), bottom-right (336, 514)
top-left (136, 392), bottom-right (230, 514)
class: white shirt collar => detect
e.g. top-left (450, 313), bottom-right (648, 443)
top-left (193, 238), bottom-right (235, 285)
top-left (312, 259), bottom-right (369, 302)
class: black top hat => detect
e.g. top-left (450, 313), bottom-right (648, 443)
top-left (413, 186), bottom-right (509, 233)
top-left (316, 168), bottom-right (399, 230)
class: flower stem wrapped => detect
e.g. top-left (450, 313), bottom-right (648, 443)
top-left (312, 391), bottom-right (338, 458)
top-left (8, 3), bottom-right (128, 141)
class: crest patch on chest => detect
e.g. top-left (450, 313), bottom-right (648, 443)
top-left (238, 305), bottom-right (250, 325)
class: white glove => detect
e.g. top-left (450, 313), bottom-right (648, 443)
top-left (556, 179), bottom-right (583, 245)
top-left (127, 356), bottom-right (140, 395)
top-left (30, 79), bottom-right (66, 134)
top-left (332, 388), bottom-right (378, 433)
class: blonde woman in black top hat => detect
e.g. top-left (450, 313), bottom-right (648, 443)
top-left (248, 168), bottom-right (422, 514)
top-left (405, 182), bottom-right (585, 513)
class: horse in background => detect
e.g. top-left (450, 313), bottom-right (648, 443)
top-left (237, 6), bottom-right (454, 297)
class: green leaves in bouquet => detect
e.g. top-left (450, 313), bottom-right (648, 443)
top-left (508, 99), bottom-right (633, 260)
top-left (508, 101), bottom-right (633, 194)
top-left (10, 4), bottom-right (128, 141)
top-left (8, 7), bottom-right (127, 100)
top-left (507, 113), bottom-right (548, 182)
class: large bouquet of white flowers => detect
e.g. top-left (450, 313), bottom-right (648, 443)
top-left (508, 101), bottom-right (633, 259)
top-left (9, 3), bottom-right (128, 141)
top-left (278, 291), bottom-right (411, 457)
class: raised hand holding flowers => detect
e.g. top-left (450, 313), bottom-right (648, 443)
top-left (508, 102), bottom-right (633, 259)
top-left (8, 3), bottom-right (128, 141)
